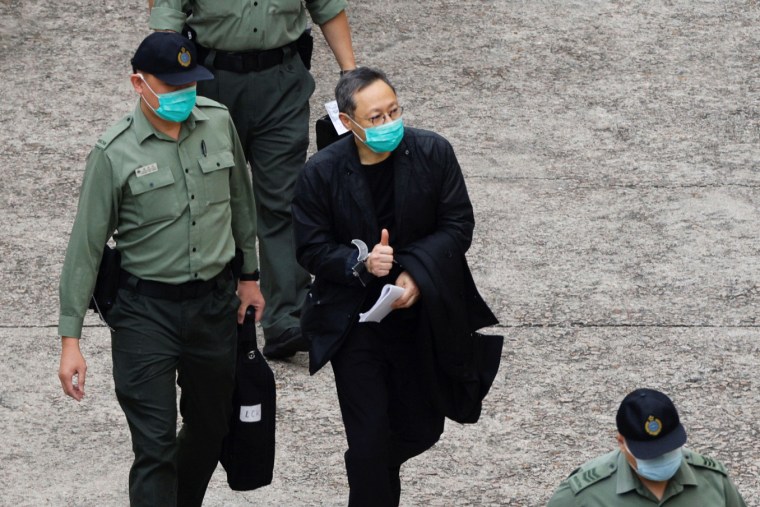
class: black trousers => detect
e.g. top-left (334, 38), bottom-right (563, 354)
top-left (330, 318), bottom-right (445, 507)
top-left (108, 276), bottom-right (239, 507)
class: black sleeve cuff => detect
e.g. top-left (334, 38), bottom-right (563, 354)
top-left (239, 269), bottom-right (260, 281)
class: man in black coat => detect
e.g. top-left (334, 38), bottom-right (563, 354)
top-left (292, 67), bottom-right (500, 506)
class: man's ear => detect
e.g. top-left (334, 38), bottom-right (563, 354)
top-left (130, 74), bottom-right (144, 94)
top-left (339, 112), bottom-right (353, 132)
top-left (616, 433), bottom-right (626, 449)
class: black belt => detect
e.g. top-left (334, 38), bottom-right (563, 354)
top-left (119, 268), bottom-right (231, 302)
top-left (207, 43), bottom-right (296, 73)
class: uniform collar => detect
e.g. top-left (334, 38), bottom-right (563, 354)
top-left (132, 100), bottom-right (209, 144)
top-left (615, 449), bottom-right (699, 496)
top-left (615, 450), bottom-right (641, 494)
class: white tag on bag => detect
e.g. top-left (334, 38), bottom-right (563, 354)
top-left (239, 404), bottom-right (262, 423)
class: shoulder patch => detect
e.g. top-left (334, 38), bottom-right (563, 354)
top-left (568, 460), bottom-right (617, 494)
top-left (95, 115), bottom-right (133, 149)
top-left (195, 96), bottom-right (228, 110)
top-left (684, 451), bottom-right (728, 476)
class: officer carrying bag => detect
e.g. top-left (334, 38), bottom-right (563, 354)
top-left (220, 306), bottom-right (276, 491)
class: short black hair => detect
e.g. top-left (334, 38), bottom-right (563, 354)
top-left (335, 67), bottom-right (396, 117)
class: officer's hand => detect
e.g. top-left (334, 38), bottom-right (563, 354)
top-left (59, 337), bottom-right (87, 401)
top-left (237, 280), bottom-right (265, 324)
top-left (392, 271), bottom-right (421, 309)
top-left (367, 229), bottom-right (394, 277)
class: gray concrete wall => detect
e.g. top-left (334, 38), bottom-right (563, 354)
top-left (1, 0), bottom-right (758, 505)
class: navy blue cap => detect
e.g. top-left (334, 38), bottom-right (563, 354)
top-left (616, 388), bottom-right (687, 459)
top-left (131, 32), bottom-right (213, 86)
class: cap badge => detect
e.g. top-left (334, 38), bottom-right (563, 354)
top-left (178, 47), bottom-right (191, 67)
top-left (645, 415), bottom-right (662, 436)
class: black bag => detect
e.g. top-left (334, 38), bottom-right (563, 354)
top-left (88, 244), bottom-right (121, 319)
top-left (316, 114), bottom-right (351, 151)
top-left (296, 27), bottom-right (314, 70)
top-left (220, 306), bottom-right (276, 491)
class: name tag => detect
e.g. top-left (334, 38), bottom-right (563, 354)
top-left (135, 163), bottom-right (158, 178)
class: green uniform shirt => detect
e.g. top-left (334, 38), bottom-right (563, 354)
top-left (149, 0), bottom-right (348, 52)
top-left (58, 97), bottom-right (258, 339)
top-left (548, 449), bottom-right (747, 507)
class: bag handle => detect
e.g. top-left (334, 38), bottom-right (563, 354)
top-left (240, 306), bottom-right (260, 353)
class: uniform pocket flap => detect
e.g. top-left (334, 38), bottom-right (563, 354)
top-left (199, 151), bottom-right (235, 174)
top-left (128, 164), bottom-right (175, 195)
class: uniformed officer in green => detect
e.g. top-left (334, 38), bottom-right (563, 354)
top-left (148, 0), bottom-right (356, 359)
top-left (548, 389), bottom-right (746, 506)
top-left (57, 32), bottom-right (265, 507)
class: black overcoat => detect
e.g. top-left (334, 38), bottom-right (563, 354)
top-left (292, 129), bottom-right (500, 414)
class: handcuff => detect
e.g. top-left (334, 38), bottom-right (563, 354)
top-left (351, 239), bottom-right (369, 278)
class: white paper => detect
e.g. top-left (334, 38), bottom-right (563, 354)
top-left (359, 284), bottom-right (405, 323)
top-left (325, 100), bottom-right (349, 135)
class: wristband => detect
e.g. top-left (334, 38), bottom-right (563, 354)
top-left (239, 269), bottom-right (260, 282)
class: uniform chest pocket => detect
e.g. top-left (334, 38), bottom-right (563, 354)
top-left (268, 0), bottom-right (302, 14)
top-left (199, 151), bottom-right (233, 204)
top-left (195, 3), bottom-right (238, 19)
top-left (127, 164), bottom-right (181, 226)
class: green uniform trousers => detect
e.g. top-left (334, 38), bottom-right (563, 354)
top-left (109, 275), bottom-right (239, 507)
top-left (198, 47), bottom-right (314, 342)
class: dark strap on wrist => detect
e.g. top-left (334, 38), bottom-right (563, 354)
top-left (239, 269), bottom-right (260, 282)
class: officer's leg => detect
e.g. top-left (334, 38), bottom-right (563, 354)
top-left (196, 60), bottom-right (250, 157)
top-left (175, 279), bottom-right (238, 507)
top-left (110, 290), bottom-right (182, 507)
top-left (331, 324), bottom-right (396, 507)
top-left (245, 50), bottom-right (314, 350)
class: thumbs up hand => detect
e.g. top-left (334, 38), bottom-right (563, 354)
top-left (366, 228), bottom-right (394, 277)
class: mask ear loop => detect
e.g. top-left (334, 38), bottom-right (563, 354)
top-left (345, 115), bottom-right (369, 145)
top-left (135, 73), bottom-right (162, 115)
top-left (621, 440), bottom-right (641, 469)
top-left (135, 73), bottom-right (158, 97)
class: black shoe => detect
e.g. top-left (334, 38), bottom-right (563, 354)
top-left (263, 327), bottom-right (309, 359)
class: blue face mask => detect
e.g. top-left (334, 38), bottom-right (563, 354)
top-left (139, 75), bottom-right (196, 123)
top-left (631, 446), bottom-right (683, 482)
top-left (351, 116), bottom-right (404, 153)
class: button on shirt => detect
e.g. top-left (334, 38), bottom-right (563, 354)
top-left (149, 0), bottom-right (347, 52)
top-left (58, 99), bottom-right (258, 338)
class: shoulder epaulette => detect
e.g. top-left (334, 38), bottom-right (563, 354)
top-left (95, 114), bottom-right (133, 149)
top-left (684, 451), bottom-right (728, 476)
top-left (195, 96), bottom-right (228, 110)
top-left (568, 457), bottom-right (617, 494)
